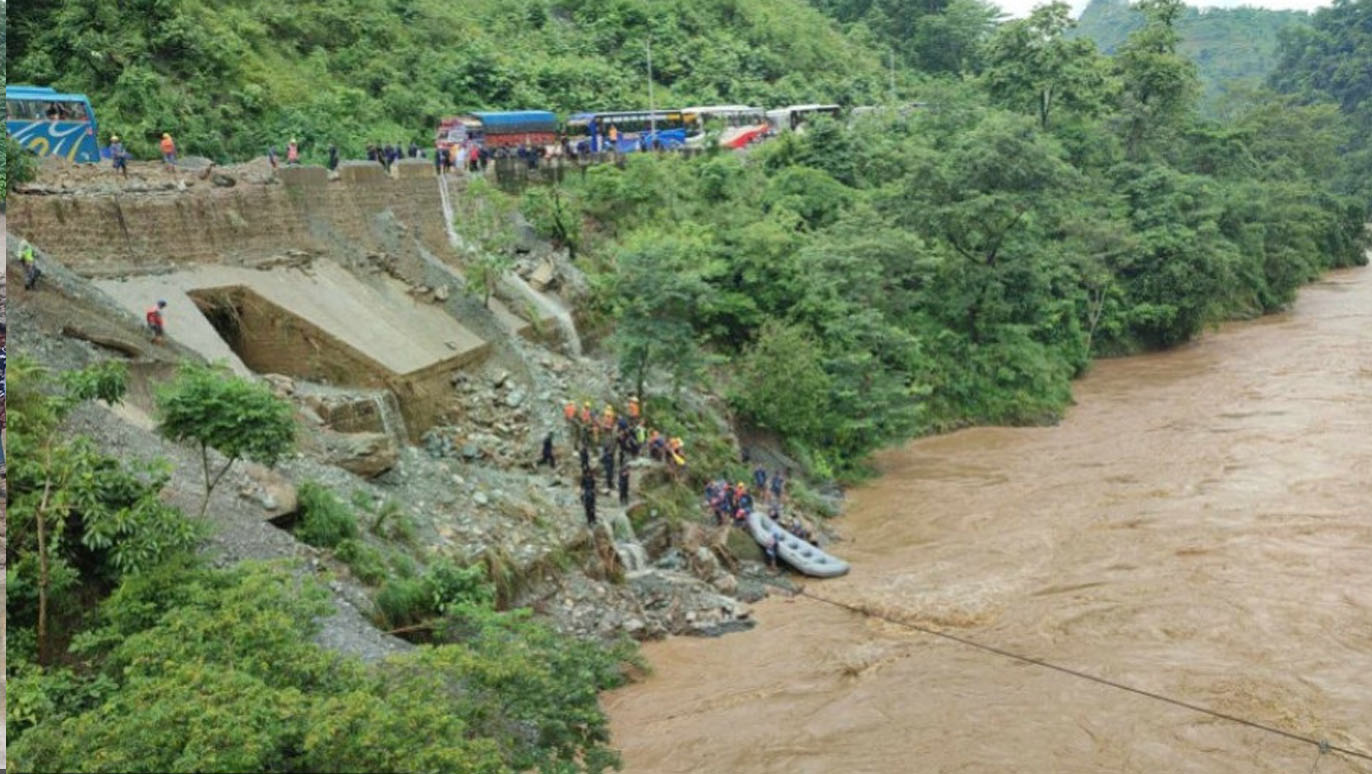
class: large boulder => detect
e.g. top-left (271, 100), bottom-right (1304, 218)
top-left (322, 431), bottom-right (398, 478)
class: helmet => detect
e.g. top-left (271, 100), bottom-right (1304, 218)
top-left (157, 299), bottom-right (167, 307)
top-left (110, 134), bottom-right (120, 141)
top-left (162, 133), bottom-right (171, 139)
top-left (290, 138), bottom-right (297, 143)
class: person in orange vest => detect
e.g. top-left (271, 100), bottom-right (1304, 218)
top-left (563, 400), bottom-right (578, 441)
top-left (146, 299), bottom-right (168, 344)
top-left (159, 132), bottom-right (177, 169)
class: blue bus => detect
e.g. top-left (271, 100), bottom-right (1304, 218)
top-left (564, 110), bottom-right (697, 153)
top-left (5, 85), bottom-right (102, 163)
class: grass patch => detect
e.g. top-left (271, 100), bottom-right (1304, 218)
top-left (295, 482), bottom-right (359, 549)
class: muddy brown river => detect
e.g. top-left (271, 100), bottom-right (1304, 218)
top-left (606, 268), bottom-right (1372, 773)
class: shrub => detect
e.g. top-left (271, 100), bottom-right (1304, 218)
top-left (295, 483), bottom-right (358, 549)
top-left (333, 539), bottom-right (386, 586)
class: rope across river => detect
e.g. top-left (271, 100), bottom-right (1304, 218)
top-left (744, 573), bottom-right (1372, 767)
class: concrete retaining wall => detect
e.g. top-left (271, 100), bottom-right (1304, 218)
top-left (7, 171), bottom-right (452, 276)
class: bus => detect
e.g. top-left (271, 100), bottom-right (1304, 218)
top-left (564, 110), bottom-right (696, 153)
top-left (5, 85), bottom-right (101, 163)
top-left (682, 105), bottom-right (768, 149)
top-left (435, 111), bottom-right (558, 155)
top-left (765, 104), bottom-right (841, 133)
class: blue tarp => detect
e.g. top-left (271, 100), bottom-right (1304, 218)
top-left (469, 111), bottom-right (557, 133)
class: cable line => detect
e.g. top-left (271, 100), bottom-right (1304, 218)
top-left (749, 574), bottom-right (1372, 766)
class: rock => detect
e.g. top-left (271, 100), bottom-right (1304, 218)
top-left (262, 373), bottom-right (296, 397)
top-left (529, 260), bottom-right (557, 291)
top-left (711, 572), bottom-right (739, 595)
top-left (473, 491), bottom-right (489, 506)
top-left (434, 284), bottom-right (450, 302)
top-left (211, 173), bottom-right (236, 187)
top-left (504, 389), bottom-right (525, 408)
top-left (492, 370), bottom-right (510, 388)
top-left (323, 432), bottom-right (399, 478)
top-left (461, 443), bottom-right (481, 460)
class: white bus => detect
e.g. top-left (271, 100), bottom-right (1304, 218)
top-left (765, 104), bottom-right (841, 133)
top-left (682, 105), bottom-right (768, 149)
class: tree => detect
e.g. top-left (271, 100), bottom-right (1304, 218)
top-left (5, 133), bottom-right (39, 204)
top-left (983, 2), bottom-right (1113, 130)
top-left (731, 321), bottom-right (832, 443)
top-left (6, 358), bottom-right (199, 665)
top-left (155, 363), bottom-right (294, 518)
top-left (1113, 0), bottom-right (1201, 159)
top-left (607, 230), bottom-right (710, 407)
top-left (457, 178), bottom-right (517, 309)
top-left (522, 181), bottom-right (584, 260)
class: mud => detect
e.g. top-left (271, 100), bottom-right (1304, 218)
top-left (605, 268), bottom-right (1372, 773)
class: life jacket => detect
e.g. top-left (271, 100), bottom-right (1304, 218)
top-left (580, 407), bottom-right (592, 424)
top-left (287, 144), bottom-right (299, 162)
top-left (564, 402), bottom-right (577, 420)
top-left (20, 244), bottom-right (34, 263)
top-left (628, 399), bottom-right (640, 418)
top-left (160, 137), bottom-right (175, 154)
top-left (146, 307), bottom-right (163, 326)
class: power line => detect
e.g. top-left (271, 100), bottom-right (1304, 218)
top-left (749, 575), bottom-right (1372, 766)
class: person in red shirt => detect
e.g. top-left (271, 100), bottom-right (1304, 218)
top-left (146, 300), bottom-right (167, 344)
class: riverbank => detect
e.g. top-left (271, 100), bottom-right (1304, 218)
top-left (605, 266), bottom-right (1372, 773)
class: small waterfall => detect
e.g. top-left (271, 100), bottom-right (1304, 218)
top-left (503, 272), bottom-right (583, 356)
top-left (372, 391), bottom-right (409, 446)
top-left (614, 542), bottom-right (649, 572)
top-left (438, 172), bottom-right (582, 356)
top-left (436, 173), bottom-right (469, 252)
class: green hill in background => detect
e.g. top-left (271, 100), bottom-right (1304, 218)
top-left (1072, 0), bottom-right (1309, 108)
top-left (7, 0), bottom-right (890, 161)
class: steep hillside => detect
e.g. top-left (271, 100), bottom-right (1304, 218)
top-left (1072, 0), bottom-right (1309, 106)
top-left (8, 0), bottom-right (888, 161)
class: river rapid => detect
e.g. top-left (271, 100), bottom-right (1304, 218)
top-left (605, 268), bottom-right (1372, 773)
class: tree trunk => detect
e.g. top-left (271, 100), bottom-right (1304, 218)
top-left (36, 450), bottom-right (55, 667)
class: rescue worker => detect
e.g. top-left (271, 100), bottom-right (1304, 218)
top-left (146, 299), bottom-right (168, 344)
top-left (581, 469), bottom-right (597, 526)
top-left (19, 240), bottom-right (41, 290)
top-left (286, 139), bottom-right (300, 165)
top-left (328, 143), bottom-right (340, 171)
top-left (563, 400), bottom-right (579, 444)
top-left (618, 465), bottom-right (630, 506)
top-left (159, 132), bottom-right (177, 169)
top-left (601, 444), bottom-right (615, 491)
top-left (627, 395), bottom-right (641, 422)
top-left (540, 432), bottom-right (556, 468)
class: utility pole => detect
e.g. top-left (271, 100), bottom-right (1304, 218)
top-left (647, 38), bottom-right (657, 141)
top-left (889, 50), bottom-right (896, 105)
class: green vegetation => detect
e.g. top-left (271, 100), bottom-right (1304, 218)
top-left (8, 0), bottom-right (891, 161)
top-left (1072, 0), bottom-right (1310, 109)
top-left (7, 560), bottom-right (633, 773)
top-left (7, 362), bottom-right (637, 773)
top-left (8, 360), bottom-right (636, 772)
top-left (1269, 0), bottom-right (1372, 204)
top-left (294, 482), bottom-right (360, 549)
top-left (155, 363), bottom-right (296, 517)
top-left (521, 0), bottom-right (1368, 476)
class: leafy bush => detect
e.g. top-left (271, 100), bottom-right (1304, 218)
top-left (333, 538), bottom-right (387, 586)
top-left (295, 482), bottom-right (358, 549)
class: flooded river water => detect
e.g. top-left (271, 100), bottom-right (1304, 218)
top-left (605, 268), bottom-right (1372, 773)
